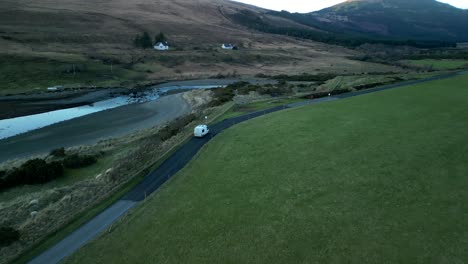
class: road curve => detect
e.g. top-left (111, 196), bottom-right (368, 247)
top-left (28, 71), bottom-right (466, 264)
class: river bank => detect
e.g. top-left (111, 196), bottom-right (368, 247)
top-left (0, 92), bottom-right (194, 163)
top-left (0, 78), bottom-right (271, 120)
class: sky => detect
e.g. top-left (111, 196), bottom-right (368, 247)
top-left (232, 0), bottom-right (468, 13)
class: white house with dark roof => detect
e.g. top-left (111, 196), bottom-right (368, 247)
top-left (154, 41), bottom-right (169, 51)
top-left (221, 43), bottom-right (234, 50)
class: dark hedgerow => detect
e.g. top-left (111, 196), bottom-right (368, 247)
top-left (0, 227), bottom-right (20, 247)
top-left (237, 84), bottom-right (261, 95)
top-left (226, 81), bottom-right (250, 89)
top-left (0, 159), bottom-right (64, 191)
top-left (50, 147), bottom-right (66, 157)
top-left (63, 155), bottom-right (97, 169)
top-left (303, 89), bottom-right (351, 100)
top-left (159, 114), bottom-right (197, 141)
top-left (208, 87), bottom-right (235, 107)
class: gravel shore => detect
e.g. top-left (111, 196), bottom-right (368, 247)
top-left (0, 93), bottom-right (191, 163)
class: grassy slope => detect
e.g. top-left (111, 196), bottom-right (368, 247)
top-left (0, 55), bottom-right (145, 95)
top-left (9, 104), bottom-right (234, 264)
top-left (213, 98), bottom-right (305, 123)
top-left (402, 59), bottom-right (468, 70)
top-left (0, 0), bottom-right (402, 95)
top-left (68, 74), bottom-right (468, 263)
top-left (0, 155), bottom-right (117, 202)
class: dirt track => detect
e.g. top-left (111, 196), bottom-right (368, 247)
top-left (0, 93), bottom-right (191, 163)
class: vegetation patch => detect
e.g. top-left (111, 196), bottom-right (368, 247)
top-left (0, 55), bottom-right (145, 95)
top-left (209, 88), bottom-right (236, 107)
top-left (0, 227), bottom-right (20, 248)
top-left (271, 73), bottom-right (337, 83)
top-left (0, 159), bottom-right (63, 191)
top-left (401, 59), bottom-right (468, 70)
top-left (158, 114), bottom-right (198, 141)
top-left (50, 147), bottom-right (66, 158)
top-left (0, 151), bottom-right (100, 191)
top-left (63, 155), bottom-right (98, 169)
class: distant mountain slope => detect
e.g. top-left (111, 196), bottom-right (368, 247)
top-left (310, 0), bottom-right (468, 41)
top-left (0, 0), bottom-right (271, 47)
top-left (3, 0), bottom-right (395, 96)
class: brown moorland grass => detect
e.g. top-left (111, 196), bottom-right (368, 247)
top-left (0, 0), bottom-right (403, 94)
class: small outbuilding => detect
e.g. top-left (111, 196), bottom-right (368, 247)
top-left (154, 41), bottom-right (169, 51)
top-left (221, 43), bottom-right (235, 50)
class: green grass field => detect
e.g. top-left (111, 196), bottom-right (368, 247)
top-left (66, 74), bottom-right (468, 263)
top-left (402, 59), bottom-right (468, 70)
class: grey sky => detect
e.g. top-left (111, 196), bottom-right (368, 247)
top-left (232, 0), bottom-right (468, 13)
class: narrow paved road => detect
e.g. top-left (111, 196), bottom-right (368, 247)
top-left (0, 93), bottom-right (191, 163)
top-left (28, 71), bottom-right (466, 264)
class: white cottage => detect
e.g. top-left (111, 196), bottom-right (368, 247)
top-left (221, 43), bottom-right (234, 50)
top-left (154, 42), bottom-right (169, 51)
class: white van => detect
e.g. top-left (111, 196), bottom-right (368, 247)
top-left (194, 125), bottom-right (209, 138)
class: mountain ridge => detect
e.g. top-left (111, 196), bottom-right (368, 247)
top-left (309, 0), bottom-right (468, 41)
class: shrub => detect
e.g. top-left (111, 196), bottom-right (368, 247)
top-left (209, 88), bottom-right (235, 107)
top-left (158, 114), bottom-right (197, 141)
top-left (304, 92), bottom-right (329, 99)
top-left (226, 81), bottom-right (250, 89)
top-left (255, 73), bottom-right (269, 78)
top-left (257, 85), bottom-right (293, 97)
top-left (330, 89), bottom-right (350, 95)
top-left (238, 84), bottom-right (261, 95)
top-left (0, 175), bottom-right (5, 190)
top-left (354, 81), bottom-right (396, 91)
top-left (50, 147), bottom-right (66, 157)
top-left (277, 80), bottom-right (287, 87)
top-left (0, 159), bottom-right (64, 191)
top-left (0, 227), bottom-right (20, 247)
top-left (272, 73), bottom-right (336, 82)
top-left (134, 31), bottom-right (153, 49)
top-left (63, 155), bottom-right (97, 169)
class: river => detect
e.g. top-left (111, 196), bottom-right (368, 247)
top-left (0, 85), bottom-right (223, 140)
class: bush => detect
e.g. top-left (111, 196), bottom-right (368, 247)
top-left (354, 81), bottom-right (394, 91)
top-left (134, 31), bottom-right (153, 49)
top-left (0, 227), bottom-right (20, 247)
top-left (158, 114), bottom-right (197, 141)
top-left (209, 88), bottom-right (235, 107)
top-left (50, 147), bottom-right (66, 157)
top-left (0, 159), bottom-right (64, 191)
top-left (63, 155), bottom-right (97, 169)
top-left (272, 73), bottom-right (337, 82)
top-left (255, 73), bottom-right (269, 78)
top-left (330, 89), bottom-right (350, 95)
top-left (238, 84), bottom-right (261, 95)
top-left (226, 81), bottom-right (250, 89)
top-left (258, 85), bottom-right (293, 97)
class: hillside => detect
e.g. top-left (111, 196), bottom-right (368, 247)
top-left (230, 0), bottom-right (462, 48)
top-left (0, 0), bottom-right (403, 95)
top-left (1, 0), bottom-right (258, 47)
top-left (306, 0), bottom-right (468, 42)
